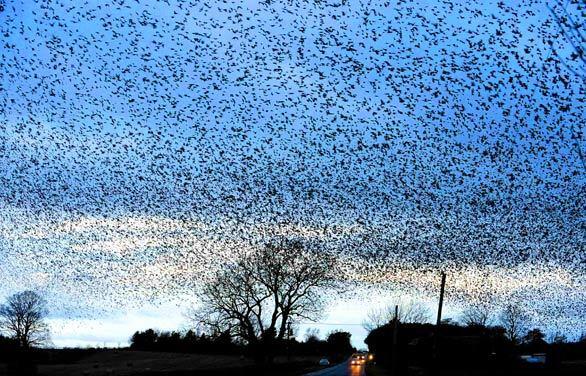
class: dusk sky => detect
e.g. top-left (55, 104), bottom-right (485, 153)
top-left (0, 0), bottom-right (584, 347)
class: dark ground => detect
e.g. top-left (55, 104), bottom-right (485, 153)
top-left (0, 350), bottom-right (324, 376)
top-left (366, 360), bottom-right (586, 376)
top-left (3, 351), bottom-right (585, 376)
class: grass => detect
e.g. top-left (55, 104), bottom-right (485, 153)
top-left (2, 350), bottom-right (322, 376)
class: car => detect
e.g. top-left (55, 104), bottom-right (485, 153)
top-left (318, 358), bottom-right (330, 366)
top-left (350, 353), bottom-right (366, 365)
top-left (520, 353), bottom-right (546, 365)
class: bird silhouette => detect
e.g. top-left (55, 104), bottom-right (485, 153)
top-left (0, 0), bottom-right (584, 338)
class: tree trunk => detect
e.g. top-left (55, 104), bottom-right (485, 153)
top-left (278, 313), bottom-right (289, 340)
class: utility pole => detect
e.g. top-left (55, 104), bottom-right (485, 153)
top-left (436, 272), bottom-right (446, 326)
top-left (391, 304), bottom-right (399, 376)
top-left (434, 272), bottom-right (447, 370)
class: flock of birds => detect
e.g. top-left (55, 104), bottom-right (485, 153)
top-left (0, 0), bottom-right (584, 338)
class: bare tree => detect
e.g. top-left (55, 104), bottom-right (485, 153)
top-left (362, 298), bottom-right (431, 332)
top-left (460, 303), bottom-right (492, 327)
top-left (547, 0), bottom-right (586, 80)
top-left (191, 239), bottom-right (336, 347)
top-left (547, 0), bottom-right (586, 170)
top-left (0, 291), bottom-right (49, 348)
top-left (499, 303), bottom-right (529, 344)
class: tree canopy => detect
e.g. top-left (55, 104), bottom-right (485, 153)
top-left (0, 291), bottom-right (49, 348)
top-left (192, 239), bottom-right (337, 346)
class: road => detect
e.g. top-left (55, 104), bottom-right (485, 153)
top-left (304, 360), bottom-right (366, 376)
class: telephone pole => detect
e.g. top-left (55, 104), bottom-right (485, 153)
top-left (433, 272), bottom-right (447, 371)
top-left (391, 304), bottom-right (399, 376)
top-left (436, 272), bottom-right (446, 326)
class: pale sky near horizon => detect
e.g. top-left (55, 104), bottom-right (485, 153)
top-left (1, 0), bottom-right (584, 347)
top-left (46, 290), bottom-right (453, 349)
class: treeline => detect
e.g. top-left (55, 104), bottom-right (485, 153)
top-left (366, 321), bottom-right (586, 373)
top-left (129, 329), bottom-right (355, 362)
top-left (130, 329), bottom-right (237, 354)
top-left (291, 331), bottom-right (355, 361)
top-left (1, 334), bottom-right (105, 365)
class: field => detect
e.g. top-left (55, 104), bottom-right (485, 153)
top-left (0, 350), bottom-right (322, 376)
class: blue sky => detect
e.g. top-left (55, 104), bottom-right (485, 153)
top-left (0, 0), bottom-right (584, 346)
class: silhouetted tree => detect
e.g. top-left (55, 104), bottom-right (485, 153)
top-left (499, 303), bottom-right (529, 344)
top-left (460, 303), bottom-right (491, 327)
top-left (326, 331), bottom-right (354, 358)
top-left (191, 239), bottom-right (336, 350)
top-left (363, 298), bottom-right (431, 332)
top-left (524, 328), bottom-right (545, 344)
top-left (365, 322), bottom-right (513, 371)
top-left (523, 328), bottom-right (548, 354)
top-left (546, 0), bottom-right (586, 170)
top-left (547, 0), bottom-right (585, 80)
top-left (130, 329), bottom-right (158, 350)
top-left (130, 328), bottom-right (238, 354)
top-left (304, 328), bottom-right (320, 342)
top-left (0, 291), bottom-right (49, 348)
